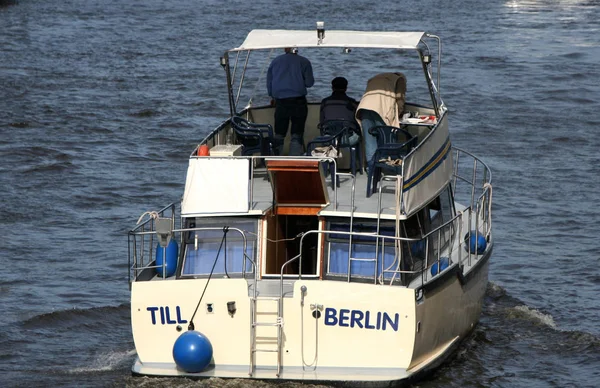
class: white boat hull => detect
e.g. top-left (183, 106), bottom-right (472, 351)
top-left (130, 249), bottom-right (491, 384)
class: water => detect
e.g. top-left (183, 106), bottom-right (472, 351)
top-left (2, 0), bottom-right (600, 387)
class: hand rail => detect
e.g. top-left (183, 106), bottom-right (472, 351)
top-left (128, 220), bottom-right (257, 284)
top-left (129, 146), bottom-right (492, 289)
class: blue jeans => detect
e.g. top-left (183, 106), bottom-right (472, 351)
top-left (358, 109), bottom-right (385, 173)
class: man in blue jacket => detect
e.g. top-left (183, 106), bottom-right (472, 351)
top-left (267, 48), bottom-right (314, 156)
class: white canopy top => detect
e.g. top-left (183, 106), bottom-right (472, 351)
top-left (231, 30), bottom-right (425, 51)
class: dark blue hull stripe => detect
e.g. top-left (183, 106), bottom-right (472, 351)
top-left (403, 137), bottom-right (452, 192)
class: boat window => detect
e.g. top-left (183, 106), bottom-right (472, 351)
top-left (428, 196), bottom-right (442, 230)
top-left (400, 210), bottom-right (428, 280)
top-left (180, 217), bottom-right (257, 277)
top-left (440, 185), bottom-right (455, 223)
top-left (421, 186), bottom-right (456, 262)
top-left (326, 220), bottom-right (401, 281)
top-left (403, 210), bottom-right (425, 238)
top-left (437, 185), bottom-right (456, 254)
top-left (425, 185), bottom-right (455, 231)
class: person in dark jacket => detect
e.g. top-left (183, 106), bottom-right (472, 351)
top-left (319, 77), bottom-right (358, 124)
top-left (267, 48), bottom-right (315, 156)
top-left (319, 77), bottom-right (360, 146)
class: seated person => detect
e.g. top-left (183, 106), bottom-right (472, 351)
top-left (319, 77), bottom-right (360, 145)
top-left (320, 76), bottom-right (359, 124)
top-left (355, 72), bottom-right (407, 173)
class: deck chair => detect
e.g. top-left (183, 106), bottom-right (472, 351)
top-left (230, 116), bottom-right (276, 157)
top-left (306, 119), bottom-right (363, 188)
top-left (366, 125), bottom-right (417, 197)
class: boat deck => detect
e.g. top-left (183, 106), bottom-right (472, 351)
top-left (249, 166), bottom-right (405, 220)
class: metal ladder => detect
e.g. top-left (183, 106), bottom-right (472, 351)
top-left (342, 173), bottom-right (381, 283)
top-left (346, 174), bottom-right (404, 284)
top-left (249, 294), bottom-right (284, 377)
top-left (378, 175), bottom-right (405, 283)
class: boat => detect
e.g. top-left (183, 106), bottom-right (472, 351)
top-left (127, 23), bottom-right (493, 386)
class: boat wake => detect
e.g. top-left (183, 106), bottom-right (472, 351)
top-left (485, 282), bottom-right (557, 326)
top-left (20, 304), bottom-right (129, 330)
top-left (482, 282), bottom-right (600, 353)
top-left (430, 282), bottom-right (600, 386)
top-left (67, 349), bottom-right (137, 374)
top-left (123, 376), bottom-right (334, 388)
top-left (506, 305), bottom-right (557, 329)
top-left (484, 282), bottom-right (600, 339)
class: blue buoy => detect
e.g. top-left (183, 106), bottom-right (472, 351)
top-left (431, 257), bottom-right (450, 276)
top-left (173, 331), bottom-right (213, 373)
top-left (155, 239), bottom-right (178, 277)
top-left (464, 231), bottom-right (487, 254)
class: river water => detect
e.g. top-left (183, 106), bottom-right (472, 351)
top-left (1, 0), bottom-right (600, 387)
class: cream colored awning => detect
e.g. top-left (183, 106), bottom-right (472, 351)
top-left (231, 30), bottom-right (425, 51)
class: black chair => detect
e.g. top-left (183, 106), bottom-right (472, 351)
top-left (230, 116), bottom-right (276, 157)
top-left (306, 120), bottom-right (363, 187)
top-left (366, 125), bottom-right (418, 197)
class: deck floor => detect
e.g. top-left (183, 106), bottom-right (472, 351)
top-left (250, 165), bottom-right (405, 220)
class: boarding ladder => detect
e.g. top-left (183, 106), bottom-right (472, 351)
top-left (249, 292), bottom-right (284, 377)
top-left (346, 173), bottom-right (404, 284)
top-left (342, 172), bottom-right (381, 283)
top-left (336, 173), bottom-right (381, 282)
top-left (378, 175), bottom-right (405, 283)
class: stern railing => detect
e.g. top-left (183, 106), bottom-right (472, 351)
top-left (127, 202), bottom-right (179, 286)
top-left (127, 202), bottom-right (257, 285)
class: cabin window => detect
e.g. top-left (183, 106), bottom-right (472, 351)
top-left (428, 185), bottom-right (454, 229)
top-left (437, 185), bottom-right (456, 254)
top-left (428, 196), bottom-right (443, 230)
top-left (422, 185), bottom-right (455, 261)
top-left (439, 185), bottom-right (455, 223)
top-left (403, 210), bottom-right (426, 238)
top-left (180, 217), bottom-right (257, 277)
top-left (326, 220), bottom-right (400, 280)
top-left (400, 210), bottom-right (428, 277)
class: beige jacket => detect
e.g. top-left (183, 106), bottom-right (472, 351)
top-left (356, 72), bottom-right (407, 128)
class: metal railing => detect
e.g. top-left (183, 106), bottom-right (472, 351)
top-left (127, 202), bottom-right (178, 286)
top-left (272, 146), bottom-right (492, 289)
top-left (127, 205), bottom-right (256, 285)
top-left (452, 147), bottom-right (493, 267)
top-left (129, 144), bottom-right (491, 289)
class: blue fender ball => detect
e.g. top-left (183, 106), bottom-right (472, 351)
top-left (173, 331), bottom-right (213, 373)
top-left (155, 239), bottom-right (178, 277)
top-left (431, 257), bottom-right (450, 276)
top-left (464, 231), bottom-right (487, 254)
